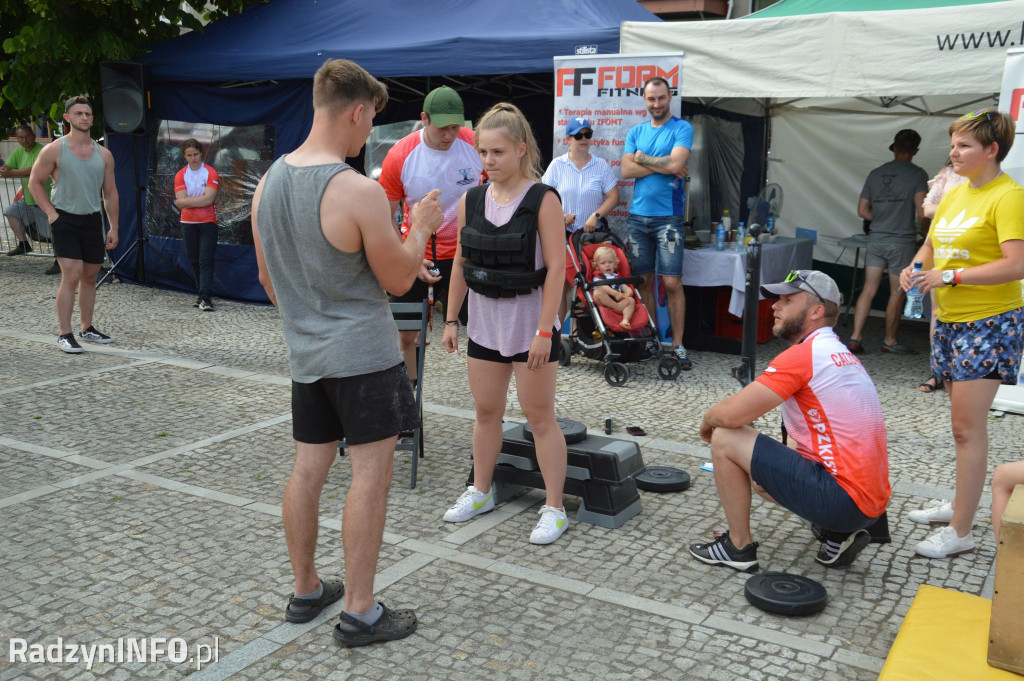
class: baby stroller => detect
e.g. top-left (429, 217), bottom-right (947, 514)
top-left (560, 229), bottom-right (682, 386)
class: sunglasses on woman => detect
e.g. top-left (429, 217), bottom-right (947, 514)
top-left (968, 108), bottom-right (993, 123)
top-left (572, 130), bottom-right (593, 140)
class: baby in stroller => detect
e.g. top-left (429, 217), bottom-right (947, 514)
top-left (590, 246), bottom-right (636, 329)
top-left (562, 230), bottom-right (680, 386)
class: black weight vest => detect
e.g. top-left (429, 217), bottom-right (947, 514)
top-left (461, 183), bottom-right (558, 299)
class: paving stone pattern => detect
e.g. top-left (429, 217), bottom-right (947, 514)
top-left (0, 255), bottom-right (1017, 680)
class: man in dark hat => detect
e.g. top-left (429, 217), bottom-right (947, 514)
top-left (846, 129), bottom-right (929, 355)
top-left (689, 270), bottom-right (890, 573)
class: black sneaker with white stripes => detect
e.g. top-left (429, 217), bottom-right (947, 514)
top-left (814, 528), bottom-right (870, 567)
top-left (78, 326), bottom-right (113, 344)
top-left (57, 333), bottom-right (84, 354)
top-left (689, 531), bottom-right (759, 572)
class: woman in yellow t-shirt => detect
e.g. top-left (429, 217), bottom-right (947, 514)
top-left (899, 109), bottom-right (1024, 560)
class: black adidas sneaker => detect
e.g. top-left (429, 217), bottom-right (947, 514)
top-left (689, 531), bottom-right (759, 572)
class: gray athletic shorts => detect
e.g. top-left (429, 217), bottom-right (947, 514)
top-left (865, 241), bottom-right (915, 274)
top-left (3, 199), bottom-right (47, 231)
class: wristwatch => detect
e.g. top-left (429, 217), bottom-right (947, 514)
top-left (941, 270), bottom-right (957, 287)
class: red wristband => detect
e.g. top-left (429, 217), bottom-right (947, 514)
top-left (536, 329), bottom-right (553, 338)
top-left (954, 268), bottom-right (963, 285)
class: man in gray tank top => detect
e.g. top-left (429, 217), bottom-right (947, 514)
top-left (251, 59), bottom-right (442, 648)
top-left (29, 96), bottom-right (120, 354)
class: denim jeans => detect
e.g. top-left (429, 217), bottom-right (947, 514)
top-left (625, 214), bottom-right (685, 277)
top-left (181, 221), bottom-right (217, 297)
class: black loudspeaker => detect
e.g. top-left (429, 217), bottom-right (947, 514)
top-left (100, 61), bottom-right (151, 135)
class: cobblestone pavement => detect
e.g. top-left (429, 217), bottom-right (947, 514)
top-left (1, 254), bottom-right (1019, 680)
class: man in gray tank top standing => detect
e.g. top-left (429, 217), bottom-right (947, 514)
top-left (29, 95), bottom-right (119, 354)
top-left (251, 59), bottom-right (442, 648)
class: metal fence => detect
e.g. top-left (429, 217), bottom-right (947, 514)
top-left (0, 174), bottom-right (55, 260)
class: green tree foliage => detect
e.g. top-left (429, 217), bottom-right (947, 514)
top-left (0, 1), bottom-right (265, 130)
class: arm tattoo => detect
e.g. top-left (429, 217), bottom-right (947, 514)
top-left (635, 151), bottom-right (671, 169)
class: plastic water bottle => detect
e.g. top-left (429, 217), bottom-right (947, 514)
top-left (715, 221), bottom-right (726, 251)
top-left (904, 261), bottom-right (924, 319)
top-left (721, 209), bottom-right (732, 234)
top-left (766, 212), bottom-right (776, 235)
top-left (735, 221), bottom-right (746, 251)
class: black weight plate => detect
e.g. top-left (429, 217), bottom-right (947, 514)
top-left (523, 418), bottom-right (588, 445)
top-left (635, 466), bottom-right (690, 492)
top-left (744, 572), bottom-right (827, 616)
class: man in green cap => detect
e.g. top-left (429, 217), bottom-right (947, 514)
top-left (379, 86), bottom-right (484, 385)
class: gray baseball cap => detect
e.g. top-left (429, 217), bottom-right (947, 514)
top-left (761, 270), bottom-right (841, 304)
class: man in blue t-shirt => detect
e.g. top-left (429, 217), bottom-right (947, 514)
top-left (621, 77), bottom-right (694, 369)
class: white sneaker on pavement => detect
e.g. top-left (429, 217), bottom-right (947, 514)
top-left (529, 505), bottom-right (569, 545)
top-left (907, 499), bottom-right (978, 527)
top-left (915, 525), bottom-right (976, 558)
top-left (443, 485), bottom-right (494, 523)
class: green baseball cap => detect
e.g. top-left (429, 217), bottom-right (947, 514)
top-left (423, 86), bottom-right (465, 128)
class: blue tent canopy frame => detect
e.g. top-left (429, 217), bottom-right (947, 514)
top-left (108, 0), bottom-right (660, 302)
top-left (143, 0), bottom-right (657, 80)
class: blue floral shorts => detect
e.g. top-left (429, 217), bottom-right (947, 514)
top-left (931, 307), bottom-right (1024, 384)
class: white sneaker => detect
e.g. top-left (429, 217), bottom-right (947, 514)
top-left (915, 525), bottom-right (976, 558)
top-left (443, 485), bottom-right (494, 523)
top-left (907, 500), bottom-right (978, 527)
top-left (529, 505), bottom-right (569, 545)
top-left (57, 333), bottom-right (84, 354)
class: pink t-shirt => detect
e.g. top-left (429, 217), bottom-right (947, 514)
top-left (467, 183), bottom-right (560, 357)
top-left (924, 164), bottom-right (967, 209)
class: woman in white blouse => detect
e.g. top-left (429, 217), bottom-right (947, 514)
top-left (541, 117), bottom-right (619, 319)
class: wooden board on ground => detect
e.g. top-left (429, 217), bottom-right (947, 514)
top-left (989, 485), bottom-right (1024, 675)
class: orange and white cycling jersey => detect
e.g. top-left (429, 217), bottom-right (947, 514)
top-left (756, 326), bottom-right (891, 518)
top-left (174, 163), bottom-right (219, 224)
top-left (379, 127), bottom-right (483, 261)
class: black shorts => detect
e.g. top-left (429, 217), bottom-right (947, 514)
top-left (390, 258), bottom-right (469, 325)
top-left (749, 433), bottom-right (877, 533)
top-left (291, 363), bottom-right (419, 445)
top-left (52, 210), bottom-right (106, 264)
top-left (467, 327), bottom-right (561, 364)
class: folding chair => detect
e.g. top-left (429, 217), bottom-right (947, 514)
top-left (337, 300), bottom-right (427, 488)
top-left (390, 300), bottom-right (428, 488)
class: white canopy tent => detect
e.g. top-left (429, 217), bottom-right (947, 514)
top-left (620, 1), bottom-right (1021, 264)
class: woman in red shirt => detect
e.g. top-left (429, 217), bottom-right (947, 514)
top-left (174, 139), bottom-right (220, 310)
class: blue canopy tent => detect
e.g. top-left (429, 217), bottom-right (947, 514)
top-left (107, 0), bottom-right (659, 302)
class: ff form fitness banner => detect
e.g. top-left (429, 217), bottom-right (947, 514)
top-left (992, 47), bottom-right (1024, 414)
top-left (999, 47), bottom-right (1024, 187)
top-left (551, 53), bottom-right (684, 237)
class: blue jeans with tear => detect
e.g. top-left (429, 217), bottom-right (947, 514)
top-left (625, 214), bottom-right (684, 277)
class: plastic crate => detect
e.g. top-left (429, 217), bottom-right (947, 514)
top-left (714, 288), bottom-right (774, 343)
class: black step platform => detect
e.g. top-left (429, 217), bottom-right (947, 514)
top-left (471, 421), bottom-right (646, 529)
